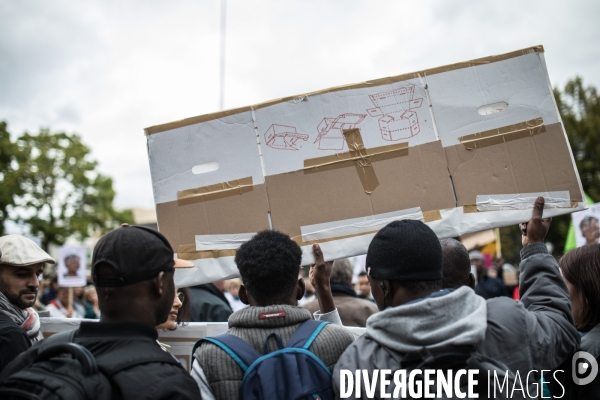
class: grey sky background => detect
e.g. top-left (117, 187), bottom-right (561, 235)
top-left (1, 0), bottom-right (599, 210)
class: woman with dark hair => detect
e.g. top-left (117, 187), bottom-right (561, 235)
top-left (156, 287), bottom-right (191, 352)
top-left (560, 244), bottom-right (600, 345)
top-left (551, 243), bottom-right (600, 398)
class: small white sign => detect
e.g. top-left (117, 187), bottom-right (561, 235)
top-left (572, 203), bottom-right (600, 247)
top-left (57, 245), bottom-right (87, 287)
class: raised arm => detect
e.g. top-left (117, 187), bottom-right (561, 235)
top-left (518, 196), bottom-right (580, 369)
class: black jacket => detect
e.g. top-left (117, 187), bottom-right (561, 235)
top-left (0, 321), bottom-right (200, 399)
top-left (189, 284), bottom-right (233, 322)
top-left (0, 313), bottom-right (31, 374)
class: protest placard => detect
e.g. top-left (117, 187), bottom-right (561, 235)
top-left (144, 45), bottom-right (585, 286)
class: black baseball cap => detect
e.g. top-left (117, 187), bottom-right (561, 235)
top-left (92, 224), bottom-right (193, 287)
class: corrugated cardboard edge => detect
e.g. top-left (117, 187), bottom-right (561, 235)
top-left (293, 209), bottom-right (443, 246)
top-left (145, 45), bottom-right (544, 136)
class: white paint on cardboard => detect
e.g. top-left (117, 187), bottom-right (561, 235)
top-left (426, 52), bottom-right (560, 147)
top-left (148, 111), bottom-right (264, 204)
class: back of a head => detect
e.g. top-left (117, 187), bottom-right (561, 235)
top-left (235, 230), bottom-right (302, 305)
top-left (367, 220), bottom-right (443, 295)
top-left (92, 225), bottom-right (177, 324)
top-left (559, 243), bottom-right (600, 331)
top-left (330, 259), bottom-right (353, 285)
top-left (440, 238), bottom-right (472, 289)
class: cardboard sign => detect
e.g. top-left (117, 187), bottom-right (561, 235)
top-left (572, 203), bottom-right (600, 247)
top-left (57, 245), bottom-right (87, 287)
top-left (145, 46), bottom-right (585, 287)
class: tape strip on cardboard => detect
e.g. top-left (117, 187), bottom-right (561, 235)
top-left (299, 207), bottom-right (424, 243)
top-left (177, 244), bottom-right (237, 260)
top-left (177, 177), bottom-right (254, 201)
top-left (303, 128), bottom-right (408, 194)
top-left (458, 118), bottom-right (546, 150)
top-left (195, 233), bottom-right (256, 251)
top-left (462, 191), bottom-right (573, 213)
top-left (475, 191), bottom-right (571, 212)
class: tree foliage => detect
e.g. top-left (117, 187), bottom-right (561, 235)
top-left (2, 124), bottom-right (133, 249)
top-left (0, 122), bottom-right (26, 235)
top-left (544, 77), bottom-right (600, 256)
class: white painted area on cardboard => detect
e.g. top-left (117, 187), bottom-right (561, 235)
top-left (426, 52), bottom-right (560, 147)
top-left (147, 111), bottom-right (265, 205)
top-left (195, 232), bottom-right (256, 251)
top-left (254, 77), bottom-right (437, 176)
top-left (572, 203), bottom-right (600, 248)
top-left (300, 207), bottom-right (423, 242)
top-left (476, 191), bottom-right (571, 211)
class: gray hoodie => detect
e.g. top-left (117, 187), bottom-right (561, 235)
top-left (333, 243), bottom-right (579, 399)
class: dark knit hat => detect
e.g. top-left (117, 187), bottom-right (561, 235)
top-left (366, 220), bottom-right (443, 281)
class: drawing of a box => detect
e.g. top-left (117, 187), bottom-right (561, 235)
top-left (379, 110), bottom-right (420, 141)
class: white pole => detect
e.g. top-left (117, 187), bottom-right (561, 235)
top-left (219, 0), bottom-right (227, 111)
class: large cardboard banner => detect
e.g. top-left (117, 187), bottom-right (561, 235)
top-left (572, 203), bottom-right (600, 248)
top-left (144, 46), bottom-right (585, 287)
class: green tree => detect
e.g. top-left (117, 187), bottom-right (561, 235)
top-left (544, 78), bottom-right (600, 255)
top-left (0, 121), bottom-right (25, 235)
top-left (13, 128), bottom-right (133, 249)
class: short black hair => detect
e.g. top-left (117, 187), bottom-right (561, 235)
top-left (235, 230), bottom-right (302, 305)
top-left (440, 238), bottom-right (471, 289)
top-left (358, 271), bottom-right (368, 277)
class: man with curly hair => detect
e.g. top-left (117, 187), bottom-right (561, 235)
top-left (192, 230), bottom-right (355, 400)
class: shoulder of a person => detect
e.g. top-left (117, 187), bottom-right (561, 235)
top-left (0, 314), bottom-right (21, 330)
top-left (333, 334), bottom-right (391, 370)
top-left (317, 322), bottom-right (355, 343)
top-left (486, 296), bottom-right (524, 317)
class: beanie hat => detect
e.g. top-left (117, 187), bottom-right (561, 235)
top-left (366, 220), bottom-right (443, 281)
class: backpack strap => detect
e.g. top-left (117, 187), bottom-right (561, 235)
top-left (198, 334), bottom-right (262, 372)
top-left (286, 320), bottom-right (329, 350)
top-left (38, 329), bottom-right (77, 352)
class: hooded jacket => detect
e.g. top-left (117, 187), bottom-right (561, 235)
top-left (333, 243), bottom-right (579, 399)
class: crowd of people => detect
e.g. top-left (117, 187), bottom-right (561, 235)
top-left (0, 197), bottom-right (598, 399)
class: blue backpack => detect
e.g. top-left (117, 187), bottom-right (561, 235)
top-left (197, 320), bottom-right (332, 400)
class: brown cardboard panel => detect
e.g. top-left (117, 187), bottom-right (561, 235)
top-left (156, 184), bottom-right (271, 251)
top-left (446, 122), bottom-right (582, 206)
top-left (266, 141), bottom-right (455, 240)
top-left (533, 123), bottom-right (583, 202)
top-left (369, 141), bottom-right (456, 215)
top-left (265, 164), bottom-right (375, 239)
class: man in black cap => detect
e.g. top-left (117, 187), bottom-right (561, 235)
top-left (0, 224), bottom-right (200, 399)
top-left (333, 197), bottom-right (579, 398)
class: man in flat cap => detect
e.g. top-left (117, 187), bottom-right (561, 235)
top-left (0, 235), bottom-right (55, 372)
top-left (0, 225), bottom-right (199, 398)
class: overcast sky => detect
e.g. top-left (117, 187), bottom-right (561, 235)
top-left (1, 0), bottom-right (599, 211)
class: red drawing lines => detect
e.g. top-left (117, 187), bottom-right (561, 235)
top-left (264, 124), bottom-right (309, 151)
top-left (314, 113), bottom-right (367, 150)
top-left (367, 85), bottom-right (424, 141)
